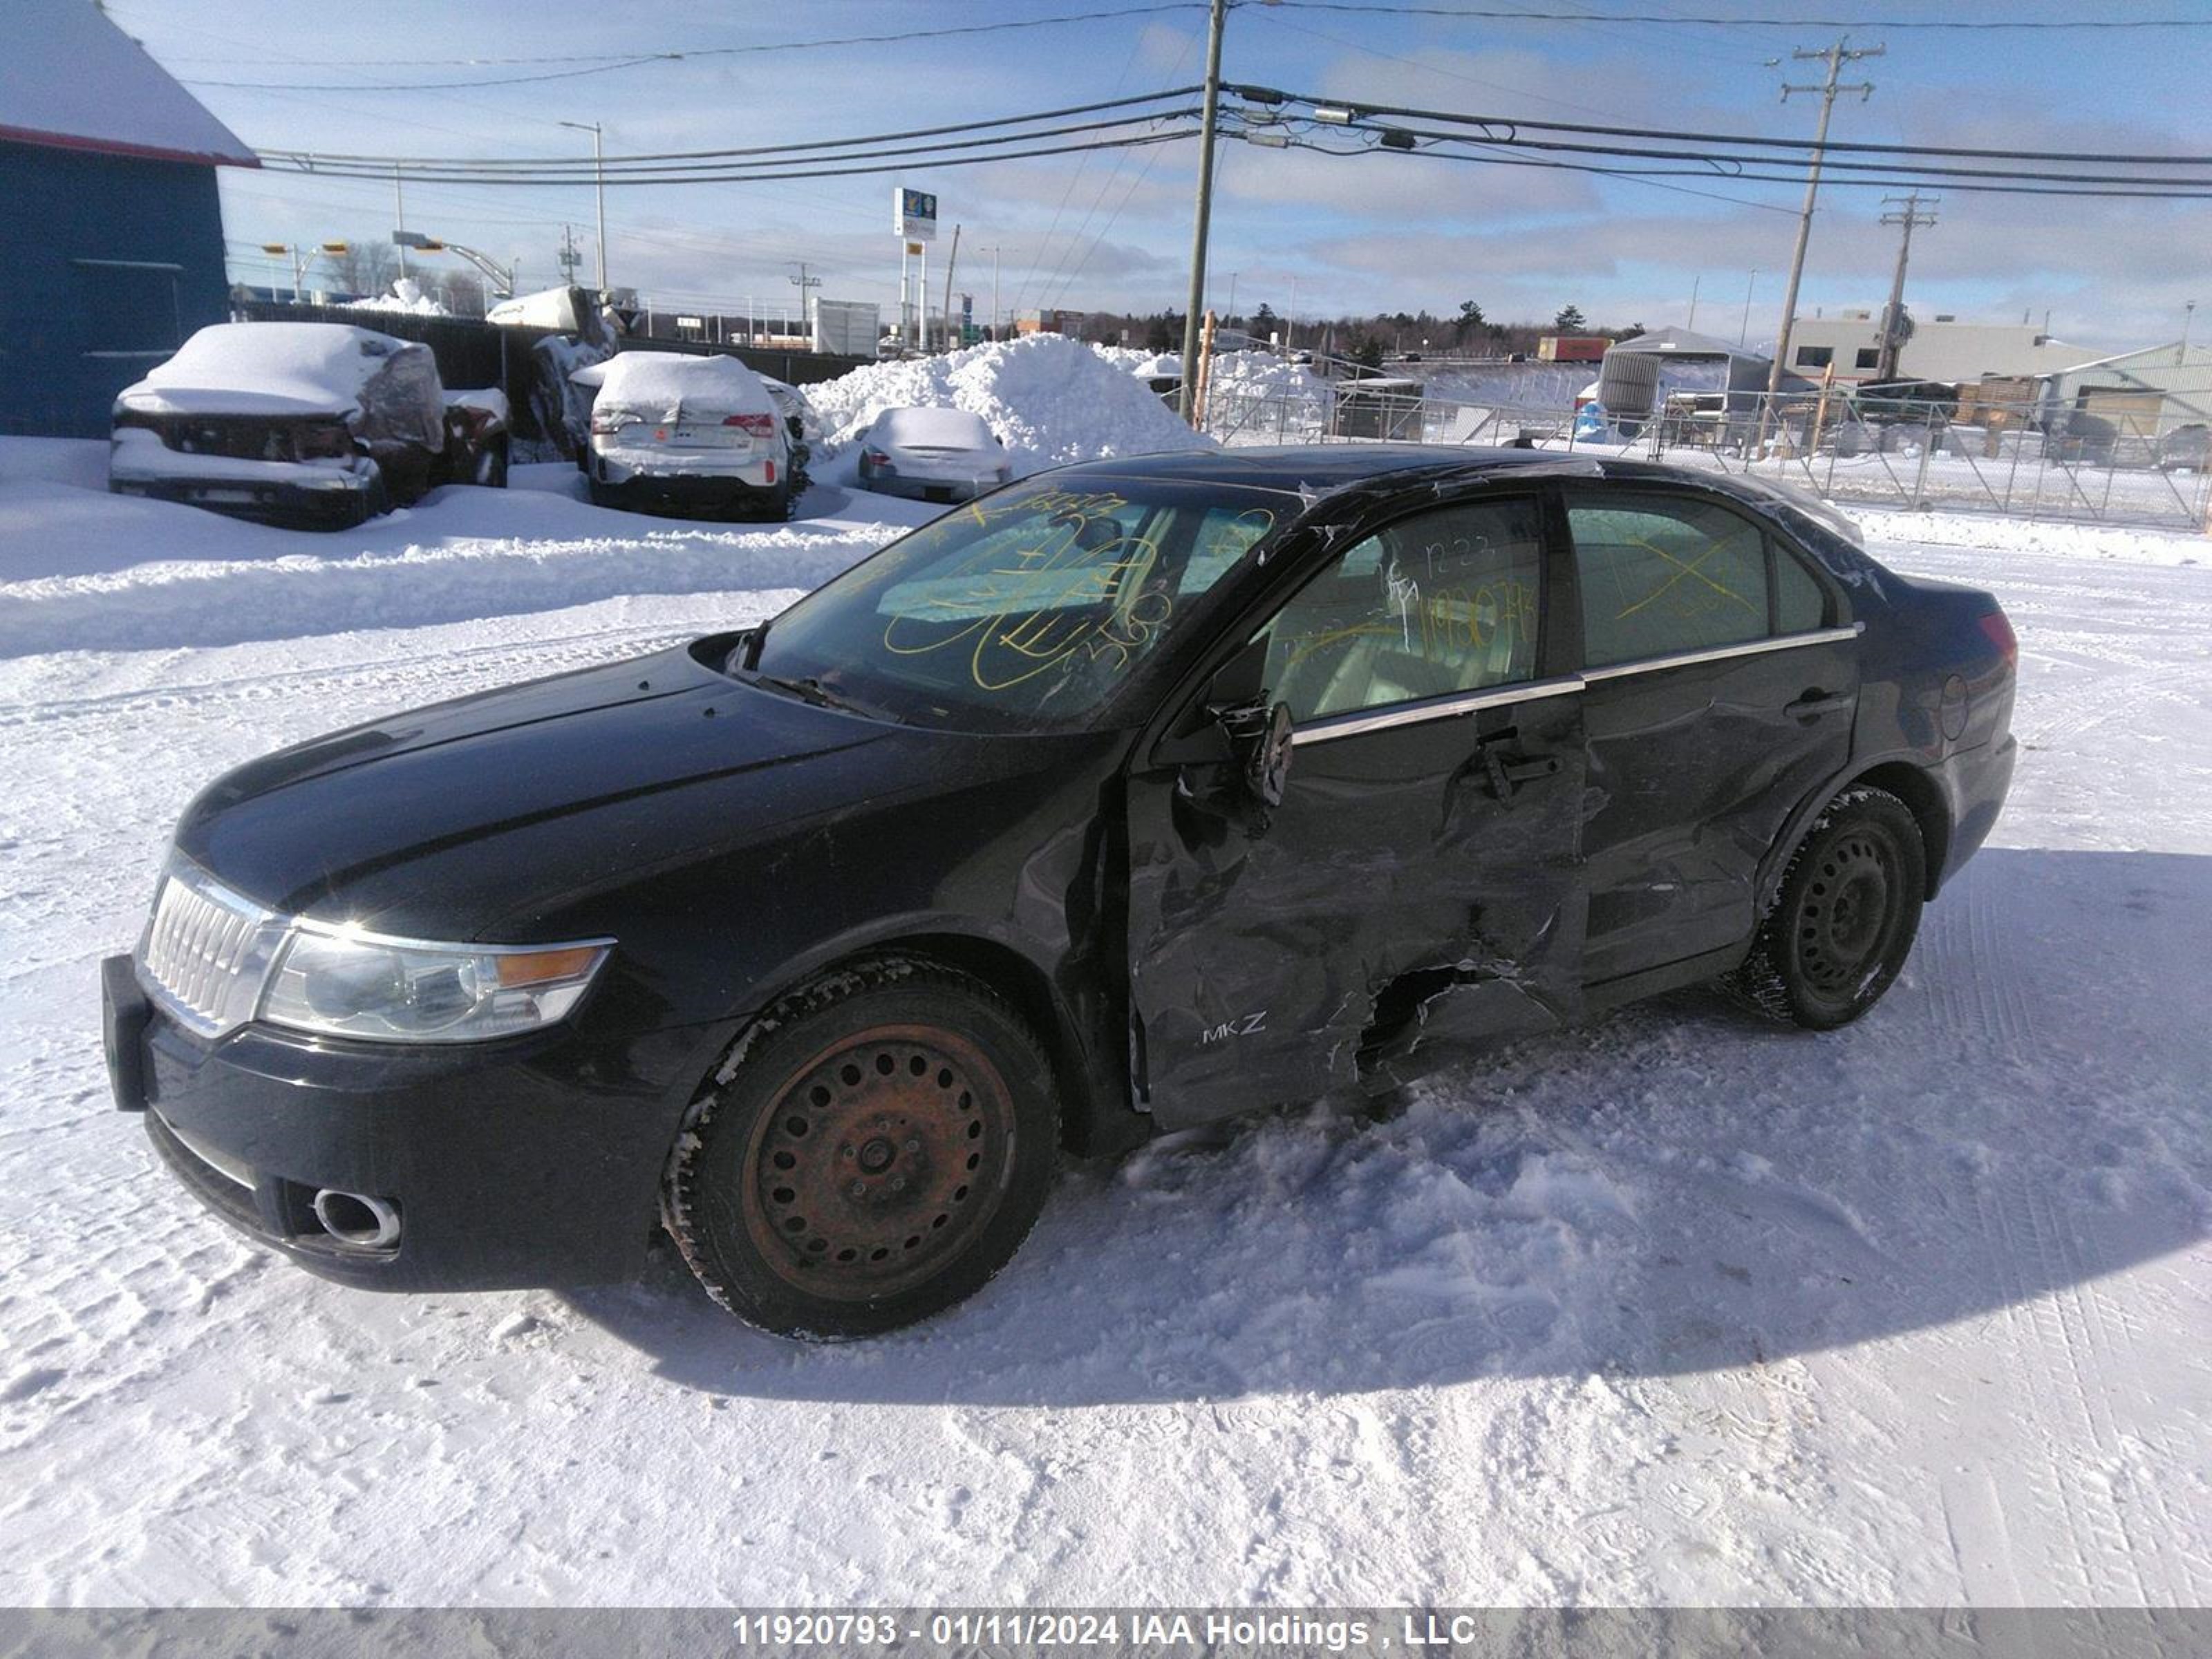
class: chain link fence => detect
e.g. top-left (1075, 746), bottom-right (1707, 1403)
top-left (1202, 372), bottom-right (2212, 532)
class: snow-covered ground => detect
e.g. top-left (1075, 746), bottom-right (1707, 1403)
top-left (0, 449), bottom-right (2206, 1607)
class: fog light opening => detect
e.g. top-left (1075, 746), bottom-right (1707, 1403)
top-left (310, 1189), bottom-right (401, 1250)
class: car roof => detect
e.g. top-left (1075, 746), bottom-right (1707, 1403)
top-left (1044, 444), bottom-right (1861, 536)
top-left (1050, 444), bottom-right (1565, 495)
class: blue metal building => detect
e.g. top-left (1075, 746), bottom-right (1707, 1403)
top-left (0, 0), bottom-right (256, 438)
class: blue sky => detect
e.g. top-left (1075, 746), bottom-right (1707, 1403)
top-left (106, 0), bottom-right (2212, 353)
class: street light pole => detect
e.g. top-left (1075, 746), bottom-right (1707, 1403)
top-left (559, 120), bottom-right (607, 294)
top-left (1177, 0), bottom-right (1230, 423)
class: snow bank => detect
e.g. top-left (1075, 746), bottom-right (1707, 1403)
top-left (1852, 507), bottom-right (2207, 566)
top-left (1203, 349), bottom-right (1335, 429)
top-left (0, 469), bottom-right (929, 655)
top-left (339, 278), bottom-right (451, 317)
top-left (805, 334), bottom-right (1215, 478)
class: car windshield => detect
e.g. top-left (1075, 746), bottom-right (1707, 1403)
top-left (749, 475), bottom-right (1284, 732)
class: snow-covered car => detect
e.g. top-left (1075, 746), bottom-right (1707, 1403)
top-left (2157, 422), bottom-right (2208, 472)
top-left (855, 406), bottom-right (1011, 504)
top-left (758, 375), bottom-right (822, 491)
top-left (574, 352), bottom-right (796, 520)
top-left (105, 447), bottom-right (2018, 1340)
top-left (109, 323), bottom-right (509, 530)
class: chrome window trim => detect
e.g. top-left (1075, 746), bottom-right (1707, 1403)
top-left (1291, 674), bottom-right (1585, 747)
top-left (1580, 623), bottom-right (1862, 684)
top-left (1285, 625), bottom-right (1861, 747)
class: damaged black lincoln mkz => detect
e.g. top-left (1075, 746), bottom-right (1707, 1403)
top-left (104, 447), bottom-right (2017, 1337)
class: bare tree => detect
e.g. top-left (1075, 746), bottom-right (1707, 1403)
top-left (427, 270), bottom-right (487, 317)
top-left (324, 239), bottom-right (399, 300)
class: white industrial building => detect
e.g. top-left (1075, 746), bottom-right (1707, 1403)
top-left (1783, 312), bottom-right (2083, 384)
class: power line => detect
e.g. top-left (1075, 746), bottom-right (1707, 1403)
top-left (260, 129), bottom-right (1199, 188)
top-left (258, 88), bottom-right (1202, 169)
top-left (1237, 86), bottom-right (2212, 166)
top-left (1274, 3), bottom-right (2212, 28)
top-left (265, 110), bottom-right (1203, 186)
top-left (175, 5), bottom-right (1208, 89)
top-left (1363, 122), bottom-right (2212, 191)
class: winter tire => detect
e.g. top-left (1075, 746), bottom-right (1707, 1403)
top-left (1735, 785), bottom-right (1926, 1030)
top-left (663, 958), bottom-right (1060, 1338)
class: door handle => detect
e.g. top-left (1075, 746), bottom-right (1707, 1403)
top-left (1785, 690), bottom-right (1853, 721)
top-left (1481, 747), bottom-right (1561, 804)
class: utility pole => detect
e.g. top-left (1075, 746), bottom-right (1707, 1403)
top-left (1874, 191), bottom-right (1938, 381)
top-left (789, 261), bottom-right (822, 345)
top-left (393, 169), bottom-right (408, 283)
top-left (559, 120), bottom-right (607, 294)
top-left (941, 223), bottom-right (962, 350)
top-left (1759, 37), bottom-right (1882, 448)
top-left (556, 224), bottom-right (581, 285)
top-left (1177, 0), bottom-right (1230, 422)
top-left (2182, 301), bottom-right (2197, 365)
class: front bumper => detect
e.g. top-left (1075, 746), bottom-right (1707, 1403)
top-left (109, 471), bottom-right (377, 529)
top-left (104, 954), bottom-right (720, 1291)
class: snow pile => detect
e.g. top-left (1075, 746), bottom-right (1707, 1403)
top-left (1203, 349), bottom-right (1335, 427)
top-left (340, 278), bottom-right (451, 317)
top-left (1852, 507), bottom-right (2206, 566)
top-left (805, 334), bottom-right (1215, 477)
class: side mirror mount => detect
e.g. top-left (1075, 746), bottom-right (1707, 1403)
top-left (1153, 638), bottom-right (1295, 823)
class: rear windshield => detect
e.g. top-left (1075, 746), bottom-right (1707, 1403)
top-left (752, 476), bottom-right (1284, 732)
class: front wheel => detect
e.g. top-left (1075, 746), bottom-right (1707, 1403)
top-left (1734, 785), bottom-right (1927, 1029)
top-left (663, 959), bottom-right (1060, 1338)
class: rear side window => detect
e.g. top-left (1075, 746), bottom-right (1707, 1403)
top-left (1774, 546), bottom-right (1829, 633)
top-left (1569, 493), bottom-right (1789, 667)
top-left (1254, 496), bottom-right (1544, 722)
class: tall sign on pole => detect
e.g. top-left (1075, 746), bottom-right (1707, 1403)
top-left (895, 187), bottom-right (938, 353)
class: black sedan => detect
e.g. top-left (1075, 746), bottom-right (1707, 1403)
top-left (103, 447), bottom-right (2017, 1338)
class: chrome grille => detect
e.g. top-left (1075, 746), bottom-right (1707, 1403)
top-left (137, 863), bottom-right (284, 1038)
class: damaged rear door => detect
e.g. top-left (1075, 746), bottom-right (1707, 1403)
top-left (1125, 490), bottom-right (1587, 1129)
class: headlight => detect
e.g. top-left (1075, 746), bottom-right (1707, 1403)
top-left (259, 926), bottom-right (612, 1044)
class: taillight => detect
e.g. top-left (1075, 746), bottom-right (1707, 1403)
top-left (723, 413), bottom-right (775, 435)
top-left (763, 460), bottom-right (776, 484)
top-left (863, 449), bottom-right (890, 468)
top-left (589, 415), bottom-right (622, 435)
top-left (1978, 610), bottom-right (2018, 670)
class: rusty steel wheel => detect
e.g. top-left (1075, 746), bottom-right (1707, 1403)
top-left (664, 959), bottom-right (1060, 1338)
top-left (1735, 785), bottom-right (1925, 1031)
top-left (743, 1024), bottom-right (1015, 1302)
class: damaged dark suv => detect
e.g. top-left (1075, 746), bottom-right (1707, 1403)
top-left (103, 447), bottom-right (2017, 1337)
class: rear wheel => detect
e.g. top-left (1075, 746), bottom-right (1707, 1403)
top-left (1735, 785), bottom-right (1926, 1029)
top-left (663, 959), bottom-right (1059, 1338)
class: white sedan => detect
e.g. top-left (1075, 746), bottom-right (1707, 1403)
top-left (854, 407), bottom-right (1011, 504)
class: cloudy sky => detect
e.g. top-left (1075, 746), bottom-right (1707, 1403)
top-left (108, 0), bottom-right (2211, 354)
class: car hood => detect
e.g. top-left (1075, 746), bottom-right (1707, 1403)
top-left (174, 639), bottom-right (941, 934)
